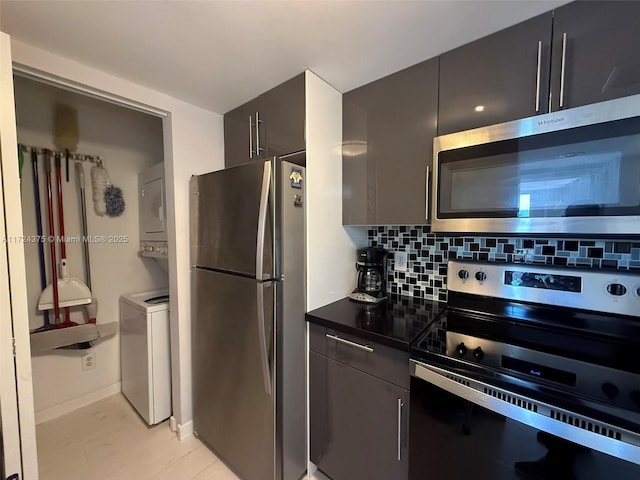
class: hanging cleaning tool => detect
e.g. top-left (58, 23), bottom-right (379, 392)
top-left (75, 161), bottom-right (91, 290)
top-left (53, 104), bottom-right (79, 151)
top-left (55, 153), bottom-right (77, 327)
top-left (31, 148), bottom-right (51, 331)
top-left (53, 103), bottom-right (78, 187)
top-left (38, 151), bottom-right (92, 316)
top-left (75, 161), bottom-right (98, 323)
top-left (91, 159), bottom-right (125, 217)
top-left (30, 321), bottom-right (118, 354)
top-left (40, 149), bottom-right (61, 324)
top-left (91, 161), bottom-right (108, 216)
top-left (104, 183), bottom-right (125, 217)
top-left (17, 143), bottom-right (24, 184)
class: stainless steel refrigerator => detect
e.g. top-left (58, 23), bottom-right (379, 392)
top-left (190, 156), bottom-right (306, 480)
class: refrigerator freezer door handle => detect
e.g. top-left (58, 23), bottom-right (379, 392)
top-left (256, 161), bottom-right (272, 281)
top-left (257, 282), bottom-right (272, 396)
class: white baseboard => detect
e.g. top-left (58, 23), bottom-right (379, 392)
top-left (35, 382), bottom-right (122, 425)
top-left (176, 419), bottom-right (193, 440)
top-left (169, 415), bottom-right (177, 432)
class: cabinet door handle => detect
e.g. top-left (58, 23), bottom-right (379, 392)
top-left (325, 333), bottom-right (373, 353)
top-left (560, 32), bottom-right (567, 108)
top-left (256, 111), bottom-right (265, 156)
top-left (249, 115), bottom-right (254, 158)
top-left (397, 398), bottom-right (404, 461)
top-left (535, 40), bottom-right (542, 113)
top-left (425, 166), bottom-right (431, 221)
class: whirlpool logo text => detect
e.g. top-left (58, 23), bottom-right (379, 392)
top-left (537, 116), bottom-right (565, 126)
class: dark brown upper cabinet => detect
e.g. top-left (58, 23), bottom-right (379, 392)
top-left (438, 12), bottom-right (553, 136)
top-left (343, 58), bottom-right (438, 225)
top-left (224, 73), bottom-right (305, 168)
top-left (439, 1), bottom-right (640, 136)
top-left (550, 1), bottom-right (640, 112)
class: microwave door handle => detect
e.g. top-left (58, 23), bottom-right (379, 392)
top-left (535, 40), bottom-right (542, 113)
top-left (560, 32), bottom-right (568, 108)
top-left (425, 165), bottom-right (431, 221)
top-left (256, 160), bottom-right (272, 280)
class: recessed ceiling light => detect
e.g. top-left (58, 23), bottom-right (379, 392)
top-left (474, 105), bottom-right (485, 112)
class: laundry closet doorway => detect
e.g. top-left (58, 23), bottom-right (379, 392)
top-left (12, 70), bottom-right (172, 478)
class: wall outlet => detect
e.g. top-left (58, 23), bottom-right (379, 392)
top-left (394, 251), bottom-right (408, 272)
top-left (82, 352), bottom-right (96, 371)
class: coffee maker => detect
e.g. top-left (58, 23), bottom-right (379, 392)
top-left (348, 247), bottom-right (388, 304)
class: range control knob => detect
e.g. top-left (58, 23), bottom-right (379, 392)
top-left (607, 283), bottom-right (627, 296)
top-left (456, 343), bottom-right (468, 357)
top-left (473, 347), bottom-right (484, 361)
top-left (475, 271), bottom-right (487, 282)
top-left (458, 269), bottom-right (470, 280)
top-left (601, 382), bottom-right (620, 400)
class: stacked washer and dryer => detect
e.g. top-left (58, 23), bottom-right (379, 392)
top-left (120, 162), bottom-right (171, 425)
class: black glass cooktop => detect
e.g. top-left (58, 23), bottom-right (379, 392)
top-left (306, 294), bottom-right (446, 351)
top-left (411, 292), bottom-right (640, 375)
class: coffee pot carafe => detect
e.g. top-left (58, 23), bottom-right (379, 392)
top-left (357, 264), bottom-right (383, 293)
top-left (349, 247), bottom-right (387, 304)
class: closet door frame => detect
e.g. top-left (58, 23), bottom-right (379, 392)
top-left (0, 30), bottom-right (38, 480)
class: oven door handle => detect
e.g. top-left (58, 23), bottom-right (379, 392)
top-left (410, 360), bottom-right (640, 466)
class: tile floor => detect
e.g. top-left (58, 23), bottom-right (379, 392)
top-left (36, 394), bottom-right (327, 480)
top-left (36, 394), bottom-right (240, 480)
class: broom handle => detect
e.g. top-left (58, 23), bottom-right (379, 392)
top-left (31, 150), bottom-right (50, 326)
top-left (55, 154), bottom-right (71, 324)
top-left (44, 150), bottom-right (60, 322)
top-left (75, 162), bottom-right (92, 291)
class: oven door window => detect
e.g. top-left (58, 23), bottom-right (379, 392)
top-left (409, 377), bottom-right (640, 480)
top-left (437, 117), bottom-right (640, 219)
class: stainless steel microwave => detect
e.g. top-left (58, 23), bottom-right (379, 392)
top-left (431, 95), bottom-right (640, 235)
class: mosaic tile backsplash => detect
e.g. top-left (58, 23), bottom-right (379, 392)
top-left (368, 226), bottom-right (640, 302)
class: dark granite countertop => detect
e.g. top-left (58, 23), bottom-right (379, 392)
top-left (306, 295), bottom-right (446, 352)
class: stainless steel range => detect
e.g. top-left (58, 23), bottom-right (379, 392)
top-left (410, 260), bottom-right (640, 479)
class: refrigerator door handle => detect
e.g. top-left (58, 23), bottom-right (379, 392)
top-left (256, 161), bottom-right (272, 281)
top-left (257, 282), bottom-right (272, 396)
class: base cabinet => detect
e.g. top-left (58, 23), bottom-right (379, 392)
top-left (310, 351), bottom-right (408, 480)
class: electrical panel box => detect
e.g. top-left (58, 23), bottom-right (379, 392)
top-left (139, 162), bottom-right (168, 258)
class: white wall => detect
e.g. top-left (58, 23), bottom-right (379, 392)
top-left (9, 38), bottom-right (224, 436)
top-left (14, 76), bottom-right (169, 420)
top-left (305, 71), bottom-right (363, 310)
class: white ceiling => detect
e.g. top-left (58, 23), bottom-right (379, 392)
top-left (0, 0), bottom-right (568, 114)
